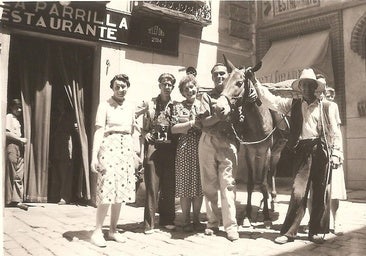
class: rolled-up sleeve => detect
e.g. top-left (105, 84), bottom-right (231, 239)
top-left (254, 81), bottom-right (293, 115)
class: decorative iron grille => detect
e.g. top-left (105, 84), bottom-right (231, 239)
top-left (132, 1), bottom-right (211, 26)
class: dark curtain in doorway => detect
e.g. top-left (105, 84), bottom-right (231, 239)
top-left (14, 39), bottom-right (52, 202)
top-left (11, 36), bottom-right (91, 202)
top-left (56, 46), bottom-right (91, 200)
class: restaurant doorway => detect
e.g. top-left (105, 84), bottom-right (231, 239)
top-left (7, 35), bottom-right (93, 203)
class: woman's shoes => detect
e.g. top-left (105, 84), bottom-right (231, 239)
top-left (17, 202), bottom-right (28, 211)
top-left (90, 231), bottom-right (106, 247)
top-left (274, 235), bottom-right (294, 244)
top-left (108, 232), bottom-right (127, 243)
top-left (163, 225), bottom-right (176, 230)
top-left (333, 224), bottom-right (344, 236)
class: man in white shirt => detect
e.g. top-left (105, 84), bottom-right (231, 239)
top-left (248, 68), bottom-right (342, 244)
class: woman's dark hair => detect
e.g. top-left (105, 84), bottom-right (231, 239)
top-left (110, 74), bottom-right (130, 89)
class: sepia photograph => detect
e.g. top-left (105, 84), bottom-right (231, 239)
top-left (1, 0), bottom-right (366, 255)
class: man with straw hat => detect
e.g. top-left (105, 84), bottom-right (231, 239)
top-left (248, 68), bottom-right (343, 244)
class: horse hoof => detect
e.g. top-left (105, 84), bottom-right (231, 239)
top-left (242, 218), bottom-right (252, 228)
top-left (264, 220), bottom-right (272, 229)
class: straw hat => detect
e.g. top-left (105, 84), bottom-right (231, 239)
top-left (291, 68), bottom-right (326, 93)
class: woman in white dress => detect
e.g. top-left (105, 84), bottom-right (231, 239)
top-left (325, 86), bottom-right (347, 235)
top-left (90, 74), bottom-right (136, 247)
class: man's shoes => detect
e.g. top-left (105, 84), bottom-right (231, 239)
top-left (163, 225), bottom-right (176, 230)
top-left (17, 203), bottom-right (28, 211)
top-left (193, 222), bottom-right (206, 232)
top-left (90, 231), bottom-right (107, 247)
top-left (301, 225), bottom-right (309, 233)
top-left (58, 199), bottom-right (67, 205)
top-left (308, 234), bottom-right (325, 244)
top-left (274, 235), bottom-right (294, 244)
top-left (182, 224), bottom-right (194, 233)
top-left (204, 227), bottom-right (219, 236)
top-left (144, 228), bottom-right (155, 235)
top-left (108, 232), bottom-right (126, 243)
top-left (227, 230), bottom-right (239, 241)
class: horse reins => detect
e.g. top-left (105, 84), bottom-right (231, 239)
top-left (227, 90), bottom-right (293, 145)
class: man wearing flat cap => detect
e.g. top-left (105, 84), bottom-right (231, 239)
top-left (248, 68), bottom-right (342, 244)
top-left (136, 72), bottom-right (177, 234)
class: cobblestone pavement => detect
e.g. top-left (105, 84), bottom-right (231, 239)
top-left (3, 182), bottom-right (366, 256)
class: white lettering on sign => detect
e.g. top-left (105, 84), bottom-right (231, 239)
top-left (148, 25), bottom-right (164, 44)
top-left (274, 0), bottom-right (319, 16)
top-left (35, 2), bottom-right (47, 12)
top-left (258, 69), bottom-right (302, 83)
top-left (148, 25), bottom-right (164, 36)
top-left (49, 4), bottom-right (59, 16)
top-left (119, 18), bottom-right (128, 29)
top-left (35, 16), bottom-right (46, 27)
top-left (1, 2), bottom-right (130, 43)
top-left (106, 14), bottom-right (116, 27)
top-left (11, 10), bottom-right (21, 23)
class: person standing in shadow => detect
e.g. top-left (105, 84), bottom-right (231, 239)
top-left (50, 98), bottom-right (76, 205)
top-left (5, 99), bottom-right (28, 211)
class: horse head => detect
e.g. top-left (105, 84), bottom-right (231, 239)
top-left (215, 55), bottom-right (261, 116)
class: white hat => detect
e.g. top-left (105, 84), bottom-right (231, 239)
top-left (291, 68), bottom-right (326, 93)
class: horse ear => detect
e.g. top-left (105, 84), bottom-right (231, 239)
top-left (223, 54), bottom-right (235, 73)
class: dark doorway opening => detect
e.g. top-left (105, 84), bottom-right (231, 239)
top-left (7, 35), bottom-right (94, 204)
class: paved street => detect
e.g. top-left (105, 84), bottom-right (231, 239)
top-left (3, 182), bottom-right (366, 256)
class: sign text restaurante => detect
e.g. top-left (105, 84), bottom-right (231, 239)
top-left (1, 1), bottom-right (130, 44)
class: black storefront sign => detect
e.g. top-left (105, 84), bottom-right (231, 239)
top-left (128, 16), bottom-right (179, 56)
top-left (1, 2), bottom-right (179, 56)
top-left (0, 2), bottom-right (130, 44)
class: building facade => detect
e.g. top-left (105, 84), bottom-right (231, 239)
top-left (254, 0), bottom-right (366, 189)
top-left (0, 1), bottom-right (255, 204)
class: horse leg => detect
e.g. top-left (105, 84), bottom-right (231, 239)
top-left (243, 146), bottom-right (254, 227)
top-left (260, 183), bottom-right (272, 229)
top-left (244, 178), bottom-right (254, 228)
top-left (259, 145), bottom-right (272, 228)
top-left (269, 153), bottom-right (278, 212)
top-left (269, 136), bottom-right (287, 211)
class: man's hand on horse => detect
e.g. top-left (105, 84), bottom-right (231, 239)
top-left (244, 67), bottom-right (257, 84)
top-left (247, 87), bottom-right (258, 103)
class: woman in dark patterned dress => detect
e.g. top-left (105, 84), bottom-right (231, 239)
top-left (171, 74), bottom-right (204, 232)
top-left (90, 74), bottom-right (136, 247)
